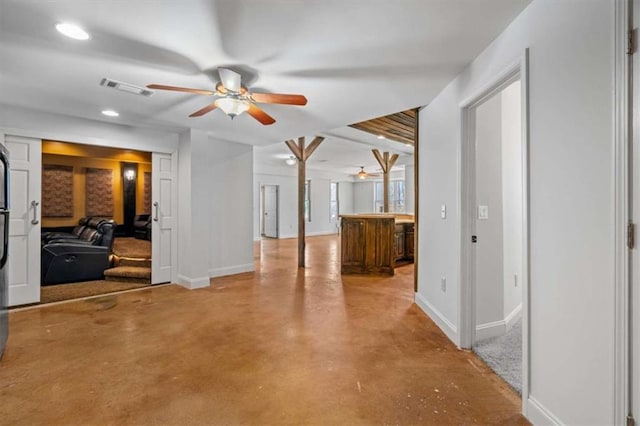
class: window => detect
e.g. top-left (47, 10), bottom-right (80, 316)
top-left (304, 180), bottom-right (311, 222)
top-left (374, 180), bottom-right (405, 213)
top-left (330, 182), bottom-right (339, 221)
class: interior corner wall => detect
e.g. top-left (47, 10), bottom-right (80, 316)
top-left (416, 0), bottom-right (615, 424)
top-left (208, 137), bottom-right (254, 277)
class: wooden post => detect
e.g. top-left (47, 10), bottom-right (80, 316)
top-left (285, 136), bottom-right (325, 267)
top-left (371, 149), bottom-right (399, 213)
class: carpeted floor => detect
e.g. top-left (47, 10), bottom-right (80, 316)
top-left (41, 280), bottom-right (151, 304)
top-left (473, 319), bottom-right (522, 395)
top-left (112, 237), bottom-right (151, 259)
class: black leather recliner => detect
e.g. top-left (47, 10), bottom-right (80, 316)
top-left (133, 214), bottom-right (151, 241)
top-left (41, 217), bottom-right (90, 244)
top-left (41, 218), bottom-right (116, 285)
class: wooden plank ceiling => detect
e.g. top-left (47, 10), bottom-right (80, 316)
top-left (349, 109), bottom-right (416, 146)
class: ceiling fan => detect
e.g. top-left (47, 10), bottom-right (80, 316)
top-left (355, 166), bottom-right (380, 179)
top-left (147, 68), bottom-right (307, 125)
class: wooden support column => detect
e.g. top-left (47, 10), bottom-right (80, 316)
top-left (371, 149), bottom-right (399, 213)
top-left (285, 136), bottom-right (325, 267)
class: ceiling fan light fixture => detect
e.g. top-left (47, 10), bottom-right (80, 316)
top-left (214, 97), bottom-right (250, 118)
top-left (56, 22), bottom-right (90, 40)
top-left (358, 167), bottom-right (367, 179)
top-left (285, 156), bottom-right (297, 166)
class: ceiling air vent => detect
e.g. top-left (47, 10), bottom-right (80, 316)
top-left (100, 78), bottom-right (154, 97)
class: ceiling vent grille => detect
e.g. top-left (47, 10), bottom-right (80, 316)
top-left (100, 78), bottom-right (154, 97)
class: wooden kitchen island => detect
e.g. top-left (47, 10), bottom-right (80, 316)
top-left (340, 214), bottom-right (414, 276)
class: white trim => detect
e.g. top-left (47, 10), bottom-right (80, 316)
top-left (526, 396), bottom-right (563, 426)
top-left (415, 292), bottom-right (459, 345)
top-left (614, 0), bottom-right (631, 424)
top-left (475, 320), bottom-right (505, 342)
top-left (177, 274), bottom-right (210, 289)
top-left (505, 303), bottom-right (523, 330)
top-left (279, 230), bottom-right (338, 239)
top-left (457, 50), bottom-right (531, 416)
top-left (208, 263), bottom-right (255, 278)
top-left (475, 304), bottom-right (522, 342)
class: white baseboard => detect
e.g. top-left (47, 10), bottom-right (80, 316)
top-left (177, 274), bottom-right (210, 290)
top-left (208, 263), bottom-right (254, 278)
top-left (526, 396), bottom-right (563, 425)
top-left (505, 303), bottom-right (522, 330)
top-left (278, 230), bottom-right (338, 239)
top-left (475, 303), bottom-right (523, 342)
top-left (476, 319), bottom-right (506, 341)
top-left (414, 292), bottom-right (459, 346)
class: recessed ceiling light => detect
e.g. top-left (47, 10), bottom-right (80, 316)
top-left (56, 22), bottom-right (90, 40)
top-left (101, 109), bottom-right (119, 117)
top-left (377, 135), bottom-right (386, 140)
top-left (405, 143), bottom-right (412, 147)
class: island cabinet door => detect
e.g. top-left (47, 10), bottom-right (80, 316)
top-left (341, 219), bottom-right (366, 270)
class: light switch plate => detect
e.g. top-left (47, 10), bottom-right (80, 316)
top-left (478, 205), bottom-right (489, 220)
top-left (440, 204), bottom-right (446, 219)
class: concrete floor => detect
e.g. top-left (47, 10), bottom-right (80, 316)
top-left (0, 235), bottom-right (527, 425)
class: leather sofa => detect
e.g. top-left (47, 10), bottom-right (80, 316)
top-left (41, 218), bottom-right (116, 285)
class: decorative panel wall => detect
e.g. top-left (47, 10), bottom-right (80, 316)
top-left (42, 164), bottom-right (73, 217)
top-left (85, 168), bottom-right (113, 217)
top-left (143, 171), bottom-right (151, 214)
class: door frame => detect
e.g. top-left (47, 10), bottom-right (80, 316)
top-left (620, 0), bottom-right (633, 423)
top-left (261, 184), bottom-right (279, 238)
top-left (457, 51), bottom-right (530, 410)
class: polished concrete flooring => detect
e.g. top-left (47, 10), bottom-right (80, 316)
top-left (1, 235), bottom-right (527, 425)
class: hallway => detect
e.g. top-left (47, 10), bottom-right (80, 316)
top-left (0, 235), bottom-right (525, 424)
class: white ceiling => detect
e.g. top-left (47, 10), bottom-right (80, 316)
top-left (0, 0), bottom-right (530, 146)
top-left (255, 126), bottom-right (414, 178)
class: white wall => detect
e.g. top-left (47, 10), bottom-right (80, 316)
top-left (208, 137), bottom-right (254, 277)
top-left (353, 181), bottom-right (374, 213)
top-left (0, 104), bottom-right (179, 153)
top-left (416, 0), bottom-right (614, 424)
top-left (501, 81), bottom-right (523, 319)
top-left (474, 93), bottom-right (505, 330)
top-left (338, 181), bottom-right (354, 215)
top-left (405, 164), bottom-right (415, 214)
top-left (253, 160), bottom-right (352, 240)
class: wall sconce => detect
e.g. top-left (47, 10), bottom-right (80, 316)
top-left (124, 169), bottom-right (136, 181)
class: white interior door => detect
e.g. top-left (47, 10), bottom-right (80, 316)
top-left (6, 135), bottom-right (41, 306)
top-left (151, 152), bottom-right (176, 284)
top-left (262, 185), bottom-right (278, 238)
top-left (632, 0), bottom-right (640, 419)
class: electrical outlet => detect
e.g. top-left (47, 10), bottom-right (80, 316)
top-left (514, 274), bottom-right (518, 287)
top-left (440, 277), bottom-right (447, 292)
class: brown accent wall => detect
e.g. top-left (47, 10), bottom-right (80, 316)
top-left (136, 163), bottom-right (152, 215)
top-left (41, 140), bottom-right (152, 228)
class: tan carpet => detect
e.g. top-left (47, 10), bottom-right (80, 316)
top-left (41, 280), bottom-right (151, 304)
top-left (112, 237), bottom-right (151, 259)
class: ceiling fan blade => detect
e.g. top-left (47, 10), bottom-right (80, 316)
top-left (189, 102), bottom-right (218, 117)
top-left (218, 68), bottom-right (242, 93)
top-left (147, 84), bottom-right (214, 96)
top-left (247, 103), bottom-right (276, 125)
top-left (251, 92), bottom-right (308, 106)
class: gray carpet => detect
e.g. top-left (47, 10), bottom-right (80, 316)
top-left (473, 319), bottom-right (522, 395)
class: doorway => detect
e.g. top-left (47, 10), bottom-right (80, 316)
top-left (261, 185), bottom-right (279, 238)
top-left (458, 53), bottom-right (529, 406)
